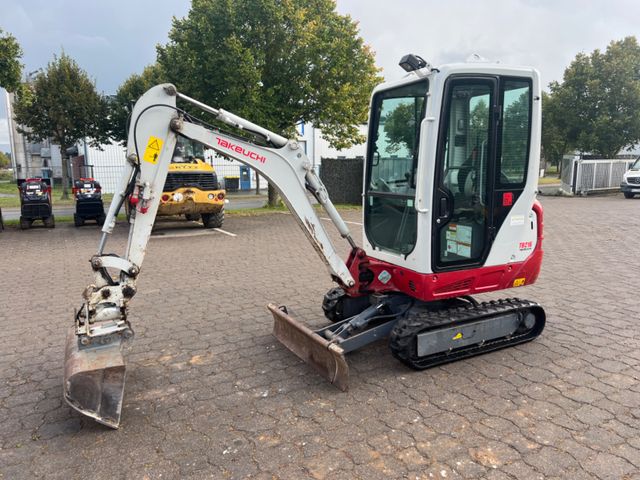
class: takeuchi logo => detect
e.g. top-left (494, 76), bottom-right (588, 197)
top-left (215, 137), bottom-right (266, 163)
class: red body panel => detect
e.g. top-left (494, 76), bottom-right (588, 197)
top-left (346, 201), bottom-right (544, 302)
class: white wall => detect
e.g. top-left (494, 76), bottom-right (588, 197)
top-left (79, 140), bottom-right (126, 193)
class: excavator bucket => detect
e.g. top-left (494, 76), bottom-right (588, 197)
top-left (63, 328), bottom-right (126, 429)
top-left (269, 303), bottom-right (349, 391)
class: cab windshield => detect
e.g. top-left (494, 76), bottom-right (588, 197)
top-left (173, 137), bottom-right (205, 163)
top-left (364, 80), bottom-right (429, 255)
top-left (631, 157), bottom-right (640, 170)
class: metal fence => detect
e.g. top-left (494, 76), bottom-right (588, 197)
top-left (561, 158), bottom-right (634, 195)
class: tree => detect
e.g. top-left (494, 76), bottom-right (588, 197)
top-left (541, 91), bottom-right (571, 173)
top-left (0, 151), bottom-right (10, 169)
top-left (501, 90), bottom-right (530, 176)
top-left (469, 98), bottom-right (489, 150)
top-left (13, 53), bottom-right (110, 199)
top-left (383, 100), bottom-right (423, 157)
top-left (156, 0), bottom-right (381, 204)
top-left (0, 29), bottom-right (22, 92)
top-left (549, 37), bottom-right (640, 158)
top-left (110, 64), bottom-right (166, 144)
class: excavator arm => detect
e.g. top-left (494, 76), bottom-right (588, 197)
top-left (63, 84), bottom-right (358, 428)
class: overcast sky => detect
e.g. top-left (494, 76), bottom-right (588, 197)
top-left (2, 0), bottom-right (639, 152)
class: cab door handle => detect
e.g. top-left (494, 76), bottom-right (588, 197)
top-left (439, 196), bottom-right (449, 217)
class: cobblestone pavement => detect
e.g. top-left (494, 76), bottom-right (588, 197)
top-left (1, 195), bottom-right (640, 480)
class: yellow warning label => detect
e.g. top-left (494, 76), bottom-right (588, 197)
top-left (143, 136), bottom-right (163, 164)
top-left (513, 278), bottom-right (526, 287)
top-left (452, 332), bottom-right (463, 340)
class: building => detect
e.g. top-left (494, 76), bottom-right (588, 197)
top-left (4, 91), bottom-right (63, 180)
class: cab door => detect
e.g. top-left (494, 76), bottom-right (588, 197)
top-left (432, 77), bottom-right (497, 271)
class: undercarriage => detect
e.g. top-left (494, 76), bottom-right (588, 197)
top-left (271, 291), bottom-right (545, 390)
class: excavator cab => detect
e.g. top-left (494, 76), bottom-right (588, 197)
top-left (363, 72), bottom-right (537, 274)
top-left (64, 56), bottom-right (545, 428)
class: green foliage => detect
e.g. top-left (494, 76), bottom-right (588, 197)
top-left (0, 29), bottom-right (23, 92)
top-left (469, 98), bottom-right (489, 150)
top-left (13, 53), bottom-right (110, 198)
top-left (0, 151), bottom-right (10, 168)
top-left (382, 98), bottom-right (424, 157)
top-left (501, 90), bottom-right (530, 175)
top-left (156, 0), bottom-right (381, 149)
top-left (110, 64), bottom-right (166, 144)
top-left (546, 36), bottom-right (640, 158)
top-left (541, 91), bottom-right (570, 166)
top-left (383, 104), bottom-right (410, 154)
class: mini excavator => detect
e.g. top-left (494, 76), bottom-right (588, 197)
top-left (63, 55), bottom-right (545, 428)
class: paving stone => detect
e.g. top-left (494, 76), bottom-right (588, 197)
top-left (1, 195), bottom-right (639, 478)
top-left (582, 452), bottom-right (637, 480)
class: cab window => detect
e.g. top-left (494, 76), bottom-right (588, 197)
top-left (365, 80), bottom-right (428, 255)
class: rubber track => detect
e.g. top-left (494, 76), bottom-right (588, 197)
top-left (389, 298), bottom-right (545, 370)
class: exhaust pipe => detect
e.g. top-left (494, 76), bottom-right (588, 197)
top-left (63, 328), bottom-right (126, 429)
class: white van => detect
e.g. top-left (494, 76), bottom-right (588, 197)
top-left (621, 157), bottom-right (640, 199)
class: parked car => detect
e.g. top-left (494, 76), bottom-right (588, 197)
top-left (621, 156), bottom-right (640, 198)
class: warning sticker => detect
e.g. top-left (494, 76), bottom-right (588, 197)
top-left (143, 136), bottom-right (163, 164)
top-left (456, 225), bottom-right (472, 245)
top-left (457, 243), bottom-right (471, 257)
top-left (445, 223), bottom-right (472, 258)
top-left (510, 214), bottom-right (525, 226)
top-left (378, 270), bottom-right (392, 284)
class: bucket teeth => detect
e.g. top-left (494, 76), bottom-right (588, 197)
top-left (63, 328), bottom-right (126, 429)
top-left (269, 303), bottom-right (349, 391)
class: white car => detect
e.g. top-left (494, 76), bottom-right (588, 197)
top-left (621, 157), bottom-right (640, 199)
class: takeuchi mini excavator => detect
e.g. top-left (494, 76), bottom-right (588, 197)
top-left (63, 55), bottom-right (546, 428)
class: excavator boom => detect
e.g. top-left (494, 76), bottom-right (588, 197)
top-left (63, 84), bottom-right (358, 427)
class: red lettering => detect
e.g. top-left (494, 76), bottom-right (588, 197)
top-left (215, 136), bottom-right (266, 164)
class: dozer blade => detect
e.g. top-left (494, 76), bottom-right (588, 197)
top-left (269, 303), bottom-right (349, 391)
top-left (63, 328), bottom-right (126, 429)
